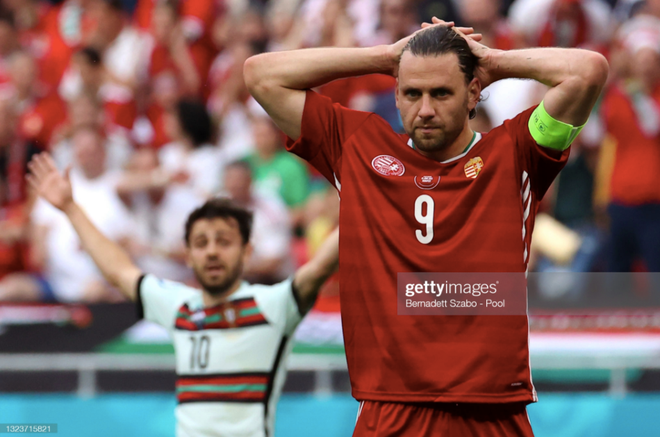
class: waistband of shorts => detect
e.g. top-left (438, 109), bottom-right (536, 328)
top-left (364, 400), bottom-right (528, 415)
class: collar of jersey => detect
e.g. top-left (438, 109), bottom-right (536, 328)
top-left (407, 131), bottom-right (482, 164)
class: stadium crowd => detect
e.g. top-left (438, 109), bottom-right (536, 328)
top-left (0, 0), bottom-right (658, 304)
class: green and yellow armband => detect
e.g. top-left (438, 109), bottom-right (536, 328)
top-left (528, 101), bottom-right (584, 151)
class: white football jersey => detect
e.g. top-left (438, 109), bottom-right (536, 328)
top-left (137, 275), bottom-right (303, 437)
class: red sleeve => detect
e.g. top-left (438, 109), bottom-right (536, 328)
top-left (503, 105), bottom-right (570, 200)
top-left (285, 90), bottom-right (372, 189)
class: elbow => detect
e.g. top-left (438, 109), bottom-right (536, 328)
top-left (582, 51), bottom-right (609, 89)
top-left (243, 54), bottom-right (271, 97)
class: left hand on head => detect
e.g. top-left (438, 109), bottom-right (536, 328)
top-left (422, 17), bottom-right (501, 89)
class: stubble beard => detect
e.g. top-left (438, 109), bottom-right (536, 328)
top-left (195, 262), bottom-right (243, 297)
top-left (411, 126), bottom-right (461, 155)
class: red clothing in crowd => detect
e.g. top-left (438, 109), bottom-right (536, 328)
top-left (602, 84), bottom-right (660, 205)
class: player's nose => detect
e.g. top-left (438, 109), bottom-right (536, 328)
top-left (418, 95), bottom-right (435, 119)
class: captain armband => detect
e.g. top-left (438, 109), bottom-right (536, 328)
top-left (528, 101), bottom-right (584, 151)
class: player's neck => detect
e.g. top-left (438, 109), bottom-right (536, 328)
top-left (416, 127), bottom-right (476, 162)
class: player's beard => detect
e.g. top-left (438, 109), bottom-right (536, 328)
top-left (409, 98), bottom-right (470, 155)
top-left (411, 125), bottom-right (461, 154)
top-left (194, 260), bottom-right (244, 297)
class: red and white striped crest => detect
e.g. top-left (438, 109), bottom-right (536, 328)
top-left (464, 157), bottom-right (484, 179)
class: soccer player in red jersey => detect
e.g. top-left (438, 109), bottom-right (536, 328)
top-left (245, 19), bottom-right (608, 436)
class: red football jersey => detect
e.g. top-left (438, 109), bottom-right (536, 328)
top-left (287, 91), bottom-right (569, 404)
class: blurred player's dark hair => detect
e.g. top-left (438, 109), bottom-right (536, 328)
top-left (176, 99), bottom-right (214, 147)
top-left (184, 198), bottom-right (253, 246)
top-left (403, 26), bottom-right (479, 118)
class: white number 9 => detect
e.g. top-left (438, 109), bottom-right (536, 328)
top-left (414, 195), bottom-right (434, 244)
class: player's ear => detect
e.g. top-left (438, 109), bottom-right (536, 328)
top-left (242, 242), bottom-right (253, 264)
top-left (184, 245), bottom-right (193, 268)
top-left (394, 78), bottom-right (400, 110)
top-left (467, 77), bottom-right (481, 112)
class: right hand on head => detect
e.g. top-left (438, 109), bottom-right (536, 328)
top-left (26, 153), bottom-right (74, 213)
top-left (387, 18), bottom-right (482, 77)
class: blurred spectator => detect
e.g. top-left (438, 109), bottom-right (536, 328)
top-left (298, 0), bottom-right (379, 48)
top-left (364, 0), bottom-right (417, 46)
top-left (8, 50), bottom-right (67, 149)
top-left (133, 0), bottom-right (200, 150)
top-left (50, 92), bottom-right (132, 171)
top-left (28, 0), bottom-right (91, 91)
top-left (0, 97), bottom-right (34, 283)
top-left (134, 0), bottom-right (219, 96)
top-left (596, 19), bottom-right (660, 272)
top-left (244, 116), bottom-right (310, 225)
top-left (1, 124), bottom-right (133, 302)
top-left (509, 0), bottom-right (613, 49)
top-left (141, 0), bottom-right (199, 97)
top-left (159, 98), bottom-right (223, 198)
top-left (60, 0), bottom-right (148, 130)
top-left (208, 35), bottom-right (261, 120)
top-left (133, 71), bottom-right (178, 150)
top-left (0, 97), bottom-right (38, 207)
top-left (0, 8), bottom-right (19, 88)
top-left (458, 0), bottom-right (519, 50)
top-left (116, 148), bottom-right (202, 282)
top-left (223, 160), bottom-right (293, 285)
top-left (304, 186), bottom-right (339, 255)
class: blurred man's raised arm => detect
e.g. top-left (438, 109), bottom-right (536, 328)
top-left (292, 228), bottom-right (339, 314)
top-left (27, 154), bottom-right (141, 301)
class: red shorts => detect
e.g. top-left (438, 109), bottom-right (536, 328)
top-left (353, 401), bottom-right (534, 437)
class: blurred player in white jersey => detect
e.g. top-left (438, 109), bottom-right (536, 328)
top-left (26, 153), bottom-right (339, 437)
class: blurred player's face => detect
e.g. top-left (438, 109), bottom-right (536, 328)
top-left (9, 53), bottom-right (37, 94)
top-left (72, 129), bottom-right (106, 178)
top-left (151, 4), bottom-right (176, 43)
top-left (632, 47), bottom-right (660, 89)
top-left (253, 117), bottom-right (281, 156)
top-left (396, 52), bottom-right (480, 159)
top-left (460, 0), bottom-right (500, 28)
top-left (186, 218), bottom-right (251, 297)
top-left (224, 166), bottom-right (252, 204)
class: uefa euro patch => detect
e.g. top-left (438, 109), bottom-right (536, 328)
top-left (464, 157), bottom-right (484, 179)
top-left (372, 155), bottom-right (405, 176)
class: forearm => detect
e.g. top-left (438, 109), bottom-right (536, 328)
top-left (245, 45), bottom-right (393, 93)
top-left (64, 203), bottom-right (141, 300)
top-left (245, 46), bottom-right (394, 138)
top-left (488, 48), bottom-right (608, 124)
top-left (293, 228), bottom-right (339, 311)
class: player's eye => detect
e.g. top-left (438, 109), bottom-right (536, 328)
top-left (193, 239), bottom-right (207, 248)
top-left (405, 89), bottom-right (421, 98)
top-left (432, 89), bottom-right (449, 98)
top-left (217, 238), bottom-right (232, 247)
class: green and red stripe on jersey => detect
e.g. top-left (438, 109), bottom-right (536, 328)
top-left (177, 372), bottom-right (270, 404)
top-left (175, 297), bottom-right (268, 331)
